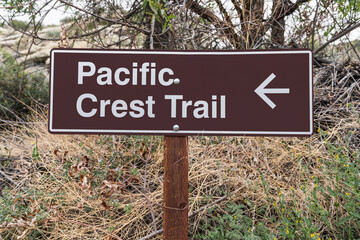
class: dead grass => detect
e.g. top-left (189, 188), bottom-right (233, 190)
top-left (0, 63), bottom-right (359, 239)
top-left (0, 109), bottom-right (357, 239)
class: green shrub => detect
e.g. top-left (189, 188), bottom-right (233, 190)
top-left (0, 50), bottom-right (48, 120)
top-left (45, 30), bottom-right (60, 38)
top-left (9, 19), bottom-right (29, 31)
top-left (60, 16), bottom-right (76, 24)
top-left (194, 202), bottom-right (274, 240)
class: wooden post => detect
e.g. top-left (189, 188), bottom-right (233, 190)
top-left (163, 136), bottom-right (189, 239)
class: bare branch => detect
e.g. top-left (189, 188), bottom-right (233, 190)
top-left (0, 169), bottom-right (17, 185)
top-left (0, 0), bottom-right (36, 9)
top-left (314, 22), bottom-right (360, 54)
top-left (0, 15), bottom-right (114, 41)
top-left (311, 0), bottom-right (320, 51)
top-left (149, 16), bottom-right (155, 50)
top-left (265, 0), bottom-right (309, 31)
top-left (230, 0), bottom-right (243, 21)
top-left (185, 0), bottom-right (244, 49)
top-left (214, 0), bottom-right (233, 27)
top-left (58, 0), bottom-right (150, 34)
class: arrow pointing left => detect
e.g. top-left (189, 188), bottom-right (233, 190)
top-left (254, 73), bottom-right (290, 109)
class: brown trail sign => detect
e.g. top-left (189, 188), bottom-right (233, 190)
top-left (49, 49), bottom-right (313, 136)
top-left (49, 48), bottom-right (313, 240)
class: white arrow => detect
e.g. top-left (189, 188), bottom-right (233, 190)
top-left (254, 73), bottom-right (290, 109)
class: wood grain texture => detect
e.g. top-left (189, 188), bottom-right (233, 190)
top-left (163, 136), bottom-right (189, 240)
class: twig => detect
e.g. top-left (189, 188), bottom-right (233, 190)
top-left (188, 194), bottom-right (228, 217)
top-left (142, 137), bottom-right (157, 231)
top-left (58, 0), bottom-right (150, 34)
top-left (0, 15), bottom-right (113, 41)
top-left (314, 22), bottom-right (360, 54)
top-left (149, 16), bottom-right (155, 50)
top-left (264, 0), bottom-right (309, 32)
top-left (0, 0), bottom-right (36, 9)
top-left (0, 103), bottom-right (24, 123)
top-left (137, 229), bottom-right (163, 240)
top-left (311, 0), bottom-right (319, 52)
top-left (185, 0), bottom-right (244, 49)
top-left (320, 81), bottom-right (358, 116)
top-left (61, 218), bottom-right (123, 240)
top-left (0, 157), bottom-right (18, 161)
top-left (322, 6), bottom-right (360, 61)
top-left (0, 170), bottom-right (17, 185)
top-left (137, 188), bottom-right (239, 240)
top-left (112, 135), bottom-right (116, 161)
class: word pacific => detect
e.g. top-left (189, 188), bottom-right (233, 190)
top-left (78, 61), bottom-right (179, 86)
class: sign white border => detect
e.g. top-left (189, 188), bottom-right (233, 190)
top-left (49, 49), bottom-right (313, 136)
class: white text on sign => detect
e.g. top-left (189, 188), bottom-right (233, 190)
top-left (76, 94), bottom-right (226, 119)
top-left (76, 62), bottom-right (226, 119)
top-left (78, 61), bottom-right (178, 86)
top-left (76, 61), bottom-right (227, 119)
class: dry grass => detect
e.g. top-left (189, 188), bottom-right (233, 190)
top-left (0, 114), bottom-right (358, 239)
top-left (0, 63), bottom-right (359, 239)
